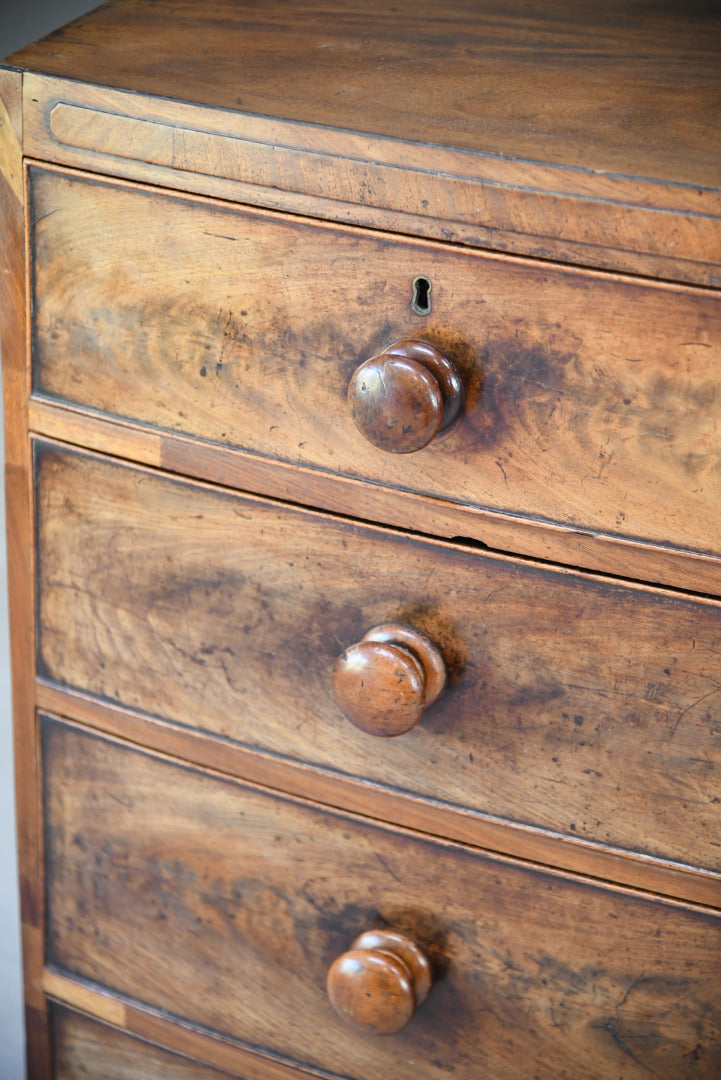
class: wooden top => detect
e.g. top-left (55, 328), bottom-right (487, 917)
top-left (5, 0), bottom-right (721, 190)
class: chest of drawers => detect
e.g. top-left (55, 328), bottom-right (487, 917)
top-left (2, 2), bottom-right (720, 1077)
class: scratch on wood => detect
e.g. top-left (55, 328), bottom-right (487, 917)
top-left (202, 230), bottom-right (239, 241)
top-left (671, 685), bottom-right (721, 736)
top-left (601, 1020), bottom-right (651, 1070)
top-left (375, 851), bottom-right (403, 884)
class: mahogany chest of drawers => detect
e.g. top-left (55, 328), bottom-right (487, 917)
top-left (1, 2), bottom-right (720, 1077)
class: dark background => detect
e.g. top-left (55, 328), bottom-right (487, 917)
top-left (1, 0), bottom-right (101, 59)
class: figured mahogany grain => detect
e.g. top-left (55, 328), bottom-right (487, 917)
top-left (30, 168), bottom-right (721, 560)
top-left (46, 973), bottom-right (330, 1080)
top-left (43, 717), bottom-right (721, 1080)
top-left (35, 443), bottom-right (721, 874)
top-left (5, 6), bottom-right (721, 1080)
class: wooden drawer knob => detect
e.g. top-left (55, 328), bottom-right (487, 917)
top-left (348, 339), bottom-right (463, 453)
top-left (332, 622), bottom-right (446, 737)
top-left (327, 929), bottom-right (432, 1035)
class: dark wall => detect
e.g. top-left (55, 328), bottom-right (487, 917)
top-left (1, 0), bottom-right (102, 59)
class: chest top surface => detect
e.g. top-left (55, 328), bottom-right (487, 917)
top-left (6, 0), bottom-right (721, 189)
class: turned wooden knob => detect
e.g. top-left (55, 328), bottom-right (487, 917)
top-left (348, 339), bottom-right (463, 453)
top-left (327, 929), bottom-right (432, 1035)
top-left (332, 622), bottom-right (446, 737)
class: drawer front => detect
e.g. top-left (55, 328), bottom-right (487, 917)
top-left (51, 1004), bottom-right (237, 1080)
top-left (30, 167), bottom-right (721, 559)
top-left (36, 443), bottom-right (721, 873)
top-left (44, 717), bottom-right (721, 1080)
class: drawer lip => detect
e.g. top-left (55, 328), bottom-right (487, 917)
top-left (37, 686), bottom-right (721, 911)
top-left (28, 396), bottom-right (721, 601)
top-left (44, 973), bottom-right (344, 1080)
top-left (22, 74), bottom-right (721, 287)
top-left (47, 992), bottom-right (328, 1080)
top-left (42, 710), bottom-right (721, 911)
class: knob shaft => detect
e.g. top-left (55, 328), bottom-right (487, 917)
top-left (327, 929), bottom-right (432, 1035)
top-left (332, 623), bottom-right (446, 737)
top-left (348, 340), bottom-right (463, 453)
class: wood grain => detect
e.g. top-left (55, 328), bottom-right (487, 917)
top-left (0, 66), bottom-right (52, 1080)
top-left (22, 77), bottom-right (721, 286)
top-left (34, 688), bottom-right (721, 907)
top-left (42, 716), bottom-right (721, 1080)
top-left (27, 395), bottom-right (721, 598)
top-left (35, 443), bottom-right (721, 875)
top-left (44, 970), bottom-right (126, 1029)
top-left (29, 167), bottom-right (721, 561)
top-left (6, 5), bottom-right (721, 1078)
top-left (51, 1004), bottom-right (240, 1079)
top-left (47, 976), bottom-right (343, 1080)
top-left (8, 0), bottom-right (721, 187)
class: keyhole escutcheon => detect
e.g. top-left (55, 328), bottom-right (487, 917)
top-left (412, 276), bottom-right (432, 315)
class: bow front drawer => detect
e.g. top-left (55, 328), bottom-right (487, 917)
top-left (35, 442), bottom-right (721, 877)
top-left (43, 718), bottom-right (721, 1080)
top-left (30, 166), bottom-right (721, 561)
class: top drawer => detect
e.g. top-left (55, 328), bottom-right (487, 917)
top-left (30, 167), bottom-right (721, 559)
